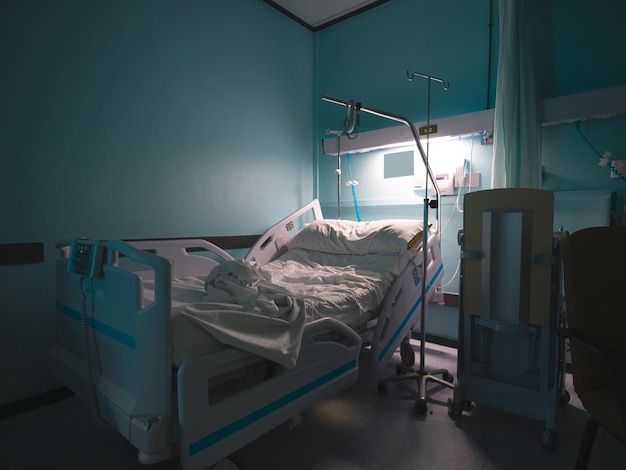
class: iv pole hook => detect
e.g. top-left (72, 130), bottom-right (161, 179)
top-left (407, 71), bottom-right (450, 91)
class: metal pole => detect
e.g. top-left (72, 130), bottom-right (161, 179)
top-left (321, 94), bottom-right (442, 230)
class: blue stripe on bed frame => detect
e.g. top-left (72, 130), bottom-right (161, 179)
top-left (188, 359), bottom-right (357, 457)
top-left (377, 262), bottom-right (444, 362)
top-left (56, 303), bottom-right (136, 349)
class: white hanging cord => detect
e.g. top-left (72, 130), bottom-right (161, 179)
top-left (439, 258), bottom-right (461, 289)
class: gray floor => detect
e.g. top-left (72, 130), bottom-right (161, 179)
top-left (2, 340), bottom-right (624, 470)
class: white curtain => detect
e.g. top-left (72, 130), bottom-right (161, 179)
top-left (491, 0), bottom-right (542, 188)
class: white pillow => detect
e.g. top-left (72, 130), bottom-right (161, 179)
top-left (288, 219), bottom-right (425, 255)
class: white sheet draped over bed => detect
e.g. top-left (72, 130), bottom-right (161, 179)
top-left (163, 218), bottom-right (426, 369)
top-left (173, 260), bottom-right (307, 368)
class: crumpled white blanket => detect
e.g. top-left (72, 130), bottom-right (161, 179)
top-left (172, 248), bottom-right (410, 369)
top-left (174, 260), bottom-right (307, 369)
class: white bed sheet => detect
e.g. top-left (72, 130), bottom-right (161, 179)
top-left (262, 247), bottom-right (410, 325)
top-left (150, 248), bottom-right (413, 369)
top-left (142, 218), bottom-right (426, 369)
top-left (142, 277), bottom-right (232, 365)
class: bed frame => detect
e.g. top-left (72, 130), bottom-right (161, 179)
top-left (48, 199), bottom-right (443, 469)
top-left (49, 237), bottom-right (361, 469)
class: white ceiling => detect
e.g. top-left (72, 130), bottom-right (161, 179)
top-left (266, 0), bottom-right (387, 30)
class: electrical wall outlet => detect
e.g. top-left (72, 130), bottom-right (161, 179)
top-left (610, 160), bottom-right (626, 178)
top-left (453, 172), bottom-right (481, 189)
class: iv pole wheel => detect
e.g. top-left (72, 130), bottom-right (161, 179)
top-left (395, 365), bottom-right (408, 376)
top-left (210, 453), bottom-right (245, 470)
top-left (415, 399), bottom-right (428, 415)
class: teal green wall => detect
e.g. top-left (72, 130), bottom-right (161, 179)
top-left (539, 0), bottom-right (626, 97)
top-left (0, 0), bottom-right (313, 406)
top-left (538, 0), bottom-right (626, 192)
top-left (316, 0), bottom-right (494, 132)
top-left (314, 0), bottom-right (626, 296)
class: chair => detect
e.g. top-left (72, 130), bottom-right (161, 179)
top-left (562, 226), bottom-right (626, 469)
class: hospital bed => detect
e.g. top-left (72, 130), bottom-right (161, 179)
top-left (48, 199), bottom-right (443, 469)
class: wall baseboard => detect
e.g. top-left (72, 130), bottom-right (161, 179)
top-left (0, 242), bottom-right (44, 266)
top-left (0, 387), bottom-right (74, 420)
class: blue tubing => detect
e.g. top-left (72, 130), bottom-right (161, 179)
top-left (347, 153), bottom-right (361, 221)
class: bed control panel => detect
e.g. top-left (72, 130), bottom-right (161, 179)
top-left (68, 239), bottom-right (104, 278)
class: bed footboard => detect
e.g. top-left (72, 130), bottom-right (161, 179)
top-left (177, 317), bottom-right (361, 470)
top-left (49, 238), bottom-right (236, 466)
top-left (49, 239), bottom-right (175, 463)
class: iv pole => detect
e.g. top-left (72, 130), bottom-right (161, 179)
top-left (322, 75), bottom-right (453, 414)
top-left (404, 71), bottom-right (454, 414)
top-left (325, 129), bottom-right (344, 219)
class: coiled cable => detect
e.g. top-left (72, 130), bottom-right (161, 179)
top-left (346, 153), bottom-right (361, 221)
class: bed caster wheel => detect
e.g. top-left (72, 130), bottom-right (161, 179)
top-left (377, 381), bottom-right (388, 395)
top-left (558, 390), bottom-right (571, 405)
top-left (400, 340), bottom-right (415, 367)
top-left (443, 372), bottom-right (454, 383)
top-left (415, 399), bottom-right (427, 415)
top-left (447, 398), bottom-right (462, 418)
top-left (541, 428), bottom-right (559, 450)
top-left (210, 453), bottom-right (245, 469)
top-left (462, 400), bottom-right (475, 412)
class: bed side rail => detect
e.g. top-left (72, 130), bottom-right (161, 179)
top-left (246, 199), bottom-right (324, 265)
top-left (127, 239), bottom-right (234, 279)
top-left (371, 238), bottom-right (444, 369)
top-left (177, 315), bottom-right (360, 469)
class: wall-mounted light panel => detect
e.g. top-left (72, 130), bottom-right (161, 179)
top-left (323, 84), bottom-right (626, 156)
top-left (323, 108), bottom-right (495, 156)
